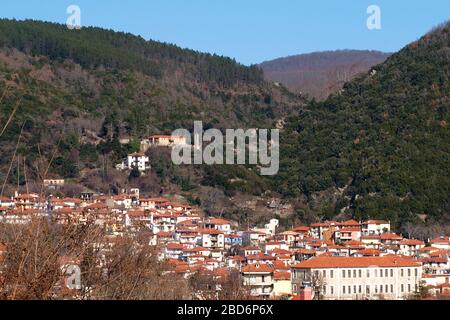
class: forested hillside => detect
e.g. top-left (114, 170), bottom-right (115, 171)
top-left (0, 19), bottom-right (302, 214)
top-left (0, 19), bottom-right (449, 230)
top-left (275, 22), bottom-right (450, 228)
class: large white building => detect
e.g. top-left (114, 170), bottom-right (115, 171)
top-left (362, 220), bottom-right (391, 236)
top-left (116, 153), bottom-right (150, 172)
top-left (291, 256), bottom-right (422, 300)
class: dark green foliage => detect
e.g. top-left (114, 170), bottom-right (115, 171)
top-left (275, 22), bottom-right (450, 227)
top-left (128, 167), bottom-right (141, 180)
top-left (0, 19), bottom-right (264, 87)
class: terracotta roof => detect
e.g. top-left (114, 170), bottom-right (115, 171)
top-left (363, 220), bottom-right (390, 225)
top-left (206, 218), bottom-right (232, 225)
top-left (274, 271), bottom-right (291, 280)
top-left (338, 220), bottom-right (361, 226)
top-left (295, 249), bottom-right (316, 255)
top-left (359, 249), bottom-right (381, 256)
top-left (311, 222), bottom-right (332, 228)
top-left (129, 152), bottom-right (146, 157)
top-left (291, 256), bottom-right (420, 269)
top-left (197, 228), bottom-right (223, 235)
top-left (379, 233), bottom-right (403, 240)
top-left (86, 202), bottom-right (108, 210)
top-left (291, 226), bottom-right (310, 232)
top-left (420, 246), bottom-right (441, 252)
top-left (270, 248), bottom-right (292, 255)
top-left (344, 240), bottom-right (364, 246)
top-left (431, 236), bottom-right (450, 244)
top-left (247, 253), bottom-right (277, 261)
top-left (338, 227), bottom-right (361, 232)
top-left (241, 264), bottom-right (274, 273)
top-left (165, 243), bottom-right (185, 250)
top-left (400, 239), bottom-right (425, 246)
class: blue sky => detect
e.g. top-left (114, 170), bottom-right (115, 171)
top-left (1, 0), bottom-right (449, 65)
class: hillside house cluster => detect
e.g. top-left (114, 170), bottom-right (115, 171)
top-left (116, 134), bottom-right (187, 172)
top-left (0, 191), bottom-right (449, 300)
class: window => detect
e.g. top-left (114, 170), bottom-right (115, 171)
top-left (367, 269), bottom-right (370, 278)
top-left (330, 270), bottom-right (334, 278)
top-left (408, 284), bottom-right (411, 292)
top-left (385, 285), bottom-right (389, 293)
top-left (342, 270), bottom-right (346, 278)
top-left (408, 269), bottom-right (411, 277)
top-left (348, 286), bottom-right (351, 294)
top-left (415, 268), bottom-right (418, 277)
top-left (323, 286), bottom-right (327, 295)
top-left (353, 270), bottom-right (357, 278)
top-left (293, 284), bottom-right (297, 292)
top-left (354, 286), bottom-right (357, 294)
top-left (380, 285), bottom-right (383, 293)
top-left (401, 269), bottom-right (404, 277)
top-left (359, 285), bottom-right (362, 294)
top-left (323, 270), bottom-right (327, 278)
top-left (375, 286), bottom-right (378, 294)
top-left (262, 276), bottom-right (265, 283)
top-left (401, 284), bottom-right (404, 293)
top-left (366, 286), bottom-right (370, 295)
top-left (385, 269), bottom-right (389, 277)
top-left (390, 269), bottom-right (394, 277)
top-left (348, 270), bottom-right (351, 278)
top-left (331, 286), bottom-right (334, 295)
top-left (359, 270), bottom-right (362, 278)
top-left (391, 285), bottom-right (394, 293)
top-left (343, 286), bottom-right (346, 294)
top-left (374, 269), bottom-right (377, 277)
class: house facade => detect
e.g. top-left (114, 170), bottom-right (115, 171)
top-left (291, 256), bottom-right (422, 300)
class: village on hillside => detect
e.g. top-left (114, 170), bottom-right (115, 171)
top-left (1, 186), bottom-right (449, 300)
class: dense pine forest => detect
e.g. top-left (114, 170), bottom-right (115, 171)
top-left (0, 19), bottom-right (264, 87)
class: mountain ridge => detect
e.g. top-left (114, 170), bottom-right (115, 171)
top-left (260, 49), bottom-right (391, 100)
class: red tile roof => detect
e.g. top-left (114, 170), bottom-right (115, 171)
top-left (400, 239), bottom-right (425, 246)
top-left (431, 236), bottom-right (450, 244)
top-left (363, 220), bottom-right (390, 225)
top-left (241, 264), bottom-right (274, 273)
top-left (274, 271), bottom-right (291, 280)
top-left (291, 256), bottom-right (420, 269)
top-left (206, 218), bottom-right (231, 225)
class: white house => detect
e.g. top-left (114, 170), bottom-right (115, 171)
top-left (241, 264), bottom-right (274, 298)
top-left (430, 236), bottom-right (450, 250)
top-left (116, 153), bottom-right (150, 172)
top-left (204, 218), bottom-right (232, 234)
top-left (361, 220), bottom-right (391, 236)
